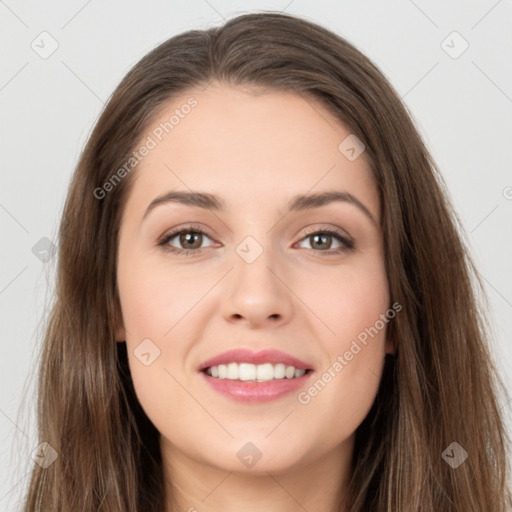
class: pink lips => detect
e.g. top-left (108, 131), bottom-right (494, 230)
top-left (198, 348), bottom-right (314, 404)
top-left (200, 372), bottom-right (313, 403)
top-left (197, 348), bottom-right (313, 372)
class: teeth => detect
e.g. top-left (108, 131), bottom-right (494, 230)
top-left (205, 362), bottom-right (308, 381)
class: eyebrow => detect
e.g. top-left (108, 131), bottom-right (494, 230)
top-left (142, 190), bottom-right (378, 226)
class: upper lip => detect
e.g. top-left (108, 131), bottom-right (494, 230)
top-left (198, 348), bottom-right (314, 371)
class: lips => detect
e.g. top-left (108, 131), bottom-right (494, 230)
top-left (197, 348), bottom-right (314, 372)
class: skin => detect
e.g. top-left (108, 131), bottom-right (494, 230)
top-left (115, 82), bottom-right (394, 512)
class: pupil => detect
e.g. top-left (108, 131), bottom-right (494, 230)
top-left (312, 234), bottom-right (330, 250)
top-left (181, 232), bottom-right (201, 249)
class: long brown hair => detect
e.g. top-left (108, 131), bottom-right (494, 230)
top-left (21, 11), bottom-right (511, 511)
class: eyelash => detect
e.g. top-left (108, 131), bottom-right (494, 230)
top-left (156, 223), bottom-right (355, 257)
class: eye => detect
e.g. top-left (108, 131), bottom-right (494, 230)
top-left (295, 226), bottom-right (354, 255)
top-left (157, 224), bottom-right (217, 256)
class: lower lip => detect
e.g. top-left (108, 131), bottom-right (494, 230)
top-left (199, 370), bottom-right (314, 403)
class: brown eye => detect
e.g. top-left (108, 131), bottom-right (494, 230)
top-left (296, 228), bottom-right (354, 254)
top-left (158, 227), bottom-right (216, 255)
top-left (178, 231), bottom-right (203, 250)
top-left (309, 233), bottom-right (334, 250)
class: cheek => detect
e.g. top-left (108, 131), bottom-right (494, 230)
top-left (299, 259), bottom-right (389, 424)
top-left (309, 257), bottom-right (389, 343)
top-left (117, 253), bottom-right (208, 338)
top-left (116, 253), bottom-right (212, 425)
top-left (118, 266), bottom-right (197, 436)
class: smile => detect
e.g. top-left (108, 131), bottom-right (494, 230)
top-left (203, 362), bottom-right (311, 381)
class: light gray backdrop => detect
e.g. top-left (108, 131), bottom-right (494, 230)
top-left (1, 1), bottom-right (511, 509)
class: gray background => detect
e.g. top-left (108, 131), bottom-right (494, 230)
top-left (1, 1), bottom-right (511, 509)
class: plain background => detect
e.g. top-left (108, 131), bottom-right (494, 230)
top-left (1, 1), bottom-right (511, 509)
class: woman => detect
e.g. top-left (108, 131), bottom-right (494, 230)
top-left (22, 11), bottom-right (511, 512)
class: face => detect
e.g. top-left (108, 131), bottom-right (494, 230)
top-left (116, 82), bottom-right (392, 476)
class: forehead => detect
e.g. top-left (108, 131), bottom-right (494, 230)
top-left (124, 83), bottom-right (378, 221)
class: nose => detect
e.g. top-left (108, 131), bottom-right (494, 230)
top-left (220, 245), bottom-right (294, 329)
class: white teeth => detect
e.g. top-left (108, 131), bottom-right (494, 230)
top-left (273, 363), bottom-right (285, 379)
top-left (286, 366), bottom-right (296, 379)
top-left (239, 363), bottom-right (256, 381)
top-left (257, 363), bottom-right (274, 381)
top-left (227, 362), bottom-right (238, 379)
top-left (205, 362), bottom-right (309, 381)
